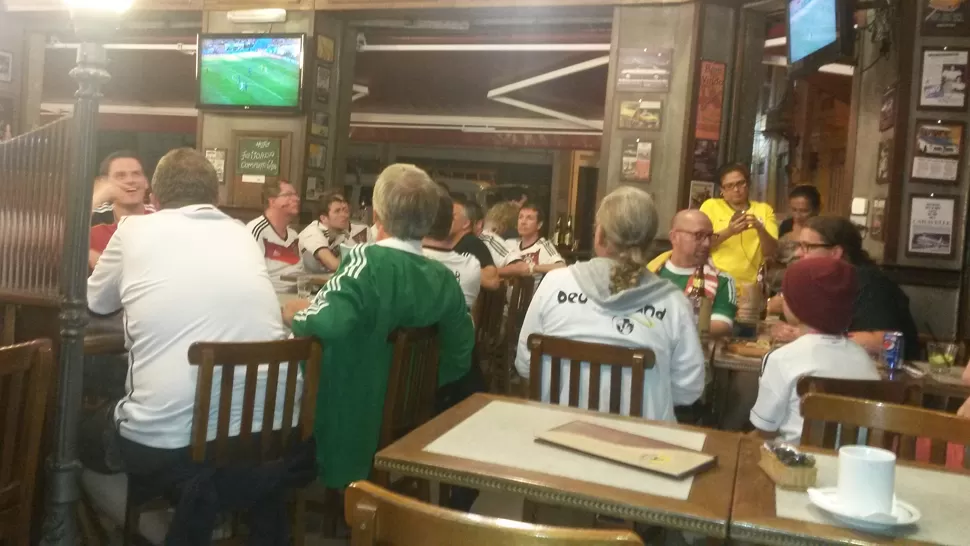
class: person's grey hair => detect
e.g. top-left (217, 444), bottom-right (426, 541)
top-left (596, 186), bottom-right (658, 294)
top-left (151, 148), bottom-right (219, 209)
top-left (373, 163), bottom-right (439, 240)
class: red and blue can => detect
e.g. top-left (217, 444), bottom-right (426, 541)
top-left (881, 331), bottom-right (905, 370)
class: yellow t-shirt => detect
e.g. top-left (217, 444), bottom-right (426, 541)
top-left (699, 198), bottom-right (778, 284)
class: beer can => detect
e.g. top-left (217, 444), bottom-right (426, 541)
top-left (881, 331), bottom-right (905, 370)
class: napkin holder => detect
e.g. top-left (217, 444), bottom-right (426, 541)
top-left (759, 443), bottom-right (817, 490)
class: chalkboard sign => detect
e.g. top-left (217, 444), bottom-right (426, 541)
top-left (237, 138), bottom-right (281, 177)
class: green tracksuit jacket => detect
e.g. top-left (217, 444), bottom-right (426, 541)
top-left (291, 238), bottom-right (474, 487)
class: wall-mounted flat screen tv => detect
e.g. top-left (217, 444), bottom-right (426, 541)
top-left (787, 0), bottom-right (854, 78)
top-left (197, 34), bottom-right (305, 112)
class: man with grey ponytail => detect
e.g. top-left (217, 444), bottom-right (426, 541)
top-left (514, 186), bottom-right (706, 422)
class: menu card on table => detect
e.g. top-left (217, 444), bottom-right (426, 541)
top-left (536, 420), bottom-right (716, 479)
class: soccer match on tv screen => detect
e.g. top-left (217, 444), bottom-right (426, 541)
top-left (198, 36), bottom-right (303, 109)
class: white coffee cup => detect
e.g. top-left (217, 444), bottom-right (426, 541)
top-left (836, 445), bottom-right (896, 516)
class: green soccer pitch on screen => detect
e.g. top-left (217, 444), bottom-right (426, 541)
top-left (197, 34), bottom-right (304, 112)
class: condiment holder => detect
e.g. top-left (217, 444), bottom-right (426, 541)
top-left (758, 442), bottom-right (817, 490)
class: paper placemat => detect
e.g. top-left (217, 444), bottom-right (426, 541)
top-left (775, 453), bottom-right (970, 544)
top-left (424, 400), bottom-right (707, 500)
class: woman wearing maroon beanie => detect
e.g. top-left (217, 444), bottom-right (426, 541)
top-left (751, 257), bottom-right (880, 442)
top-left (773, 216), bottom-right (919, 360)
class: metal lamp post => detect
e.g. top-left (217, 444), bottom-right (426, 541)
top-left (42, 1), bottom-right (130, 544)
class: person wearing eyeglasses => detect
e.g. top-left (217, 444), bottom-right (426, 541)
top-left (647, 210), bottom-right (737, 338)
top-left (699, 163), bottom-right (779, 285)
top-left (770, 215), bottom-right (919, 360)
top-left (246, 180), bottom-right (304, 293)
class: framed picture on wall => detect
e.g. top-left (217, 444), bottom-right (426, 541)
top-left (618, 99), bottom-right (662, 130)
top-left (907, 194), bottom-right (957, 258)
top-left (0, 51), bottom-right (11, 83)
top-left (870, 198), bottom-right (886, 241)
top-left (918, 48), bottom-right (968, 111)
top-left (921, 0), bottom-right (970, 37)
top-left (316, 35), bottom-right (335, 63)
top-left (911, 119), bottom-right (965, 184)
top-left (879, 84), bottom-right (896, 132)
top-left (876, 137), bottom-right (893, 185)
top-left (688, 181), bottom-right (714, 209)
top-left (619, 138), bottom-right (652, 183)
top-left (616, 49), bottom-right (672, 92)
top-left (691, 139), bottom-right (719, 182)
top-left (204, 148), bottom-right (227, 184)
top-left (315, 65), bottom-right (332, 104)
top-left (310, 111), bottom-right (330, 138)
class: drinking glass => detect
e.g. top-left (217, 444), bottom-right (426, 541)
top-left (926, 341), bottom-right (959, 373)
top-left (297, 276), bottom-right (313, 300)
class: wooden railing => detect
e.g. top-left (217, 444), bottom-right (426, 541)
top-left (0, 116), bottom-right (74, 306)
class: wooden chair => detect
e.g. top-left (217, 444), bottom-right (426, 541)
top-left (373, 326), bottom-right (440, 498)
top-left (494, 276), bottom-right (535, 395)
top-left (526, 334), bottom-right (656, 415)
top-left (0, 339), bottom-right (54, 546)
top-left (796, 376), bottom-right (922, 406)
top-left (800, 393), bottom-right (970, 468)
top-left (344, 480), bottom-right (645, 546)
top-left (122, 337), bottom-right (323, 546)
top-left (307, 326), bottom-right (442, 536)
top-left (380, 326), bottom-right (440, 453)
top-left (472, 283), bottom-right (508, 390)
top-left (524, 335), bottom-right (655, 525)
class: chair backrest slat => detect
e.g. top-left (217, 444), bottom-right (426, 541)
top-left (281, 360), bottom-right (300, 442)
top-left (239, 364), bottom-right (259, 444)
top-left (378, 327), bottom-right (440, 456)
top-left (0, 339), bottom-right (53, 539)
top-left (191, 352), bottom-right (216, 463)
top-left (527, 335), bottom-right (656, 418)
top-left (587, 361), bottom-right (601, 410)
top-left (801, 393), bottom-right (970, 467)
top-left (215, 364), bottom-right (235, 460)
top-left (186, 338), bottom-right (323, 465)
top-left (345, 480), bottom-right (645, 546)
top-left (262, 362), bottom-right (280, 458)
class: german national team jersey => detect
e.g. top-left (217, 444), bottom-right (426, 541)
top-left (480, 230), bottom-right (511, 267)
top-left (422, 246), bottom-right (482, 309)
top-left (298, 221), bottom-right (371, 272)
top-left (246, 216), bottom-right (303, 293)
top-left (505, 237), bottom-right (564, 268)
top-left (91, 202), bottom-right (156, 226)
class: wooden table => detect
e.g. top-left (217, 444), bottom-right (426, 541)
top-left (711, 345), bottom-right (970, 414)
top-left (374, 393), bottom-right (741, 538)
top-left (730, 438), bottom-right (970, 545)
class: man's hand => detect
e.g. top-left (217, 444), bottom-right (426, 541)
top-left (282, 298), bottom-right (311, 327)
top-left (502, 261), bottom-right (531, 278)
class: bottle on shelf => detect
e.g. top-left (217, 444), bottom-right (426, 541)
top-left (687, 265), bottom-right (712, 336)
top-left (553, 215), bottom-right (564, 247)
top-left (756, 263), bottom-right (769, 320)
top-left (563, 216), bottom-right (574, 249)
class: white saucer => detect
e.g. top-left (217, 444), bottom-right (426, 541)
top-left (807, 487), bottom-right (921, 532)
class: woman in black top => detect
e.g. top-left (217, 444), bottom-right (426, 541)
top-left (778, 215), bottom-right (920, 360)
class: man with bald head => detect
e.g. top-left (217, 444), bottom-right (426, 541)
top-left (647, 209), bottom-right (737, 338)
